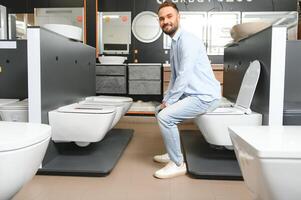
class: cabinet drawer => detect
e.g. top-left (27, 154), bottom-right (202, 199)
top-left (129, 80), bottom-right (161, 95)
top-left (128, 65), bottom-right (161, 80)
top-left (96, 65), bottom-right (126, 76)
top-left (96, 76), bottom-right (126, 94)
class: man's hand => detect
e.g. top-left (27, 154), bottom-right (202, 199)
top-left (161, 102), bottom-right (167, 109)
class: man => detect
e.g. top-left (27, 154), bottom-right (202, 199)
top-left (154, 1), bottom-right (221, 179)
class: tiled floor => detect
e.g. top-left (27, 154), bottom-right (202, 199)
top-left (13, 116), bottom-right (252, 200)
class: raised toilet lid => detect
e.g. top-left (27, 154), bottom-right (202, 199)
top-left (0, 100), bottom-right (28, 110)
top-left (0, 121), bottom-right (51, 152)
top-left (0, 99), bottom-right (19, 106)
top-left (229, 126), bottom-right (301, 159)
top-left (235, 60), bottom-right (261, 110)
top-left (85, 95), bottom-right (133, 103)
top-left (57, 103), bottom-right (116, 114)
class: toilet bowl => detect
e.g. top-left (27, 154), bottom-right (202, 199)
top-left (0, 99), bottom-right (19, 120)
top-left (0, 99), bottom-right (28, 122)
top-left (229, 126), bottom-right (301, 200)
top-left (0, 121), bottom-right (51, 200)
top-left (194, 60), bottom-right (262, 148)
top-left (0, 99), bottom-right (19, 106)
top-left (79, 100), bottom-right (124, 129)
top-left (48, 103), bottom-right (116, 147)
top-left (85, 95), bottom-right (133, 116)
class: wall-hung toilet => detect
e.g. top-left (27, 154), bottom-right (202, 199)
top-left (194, 60), bottom-right (262, 148)
top-left (0, 99), bottom-right (19, 106)
top-left (0, 99), bottom-right (28, 122)
top-left (0, 121), bottom-right (51, 200)
top-left (85, 95), bottom-right (133, 116)
top-left (229, 126), bottom-right (301, 200)
top-left (79, 100), bottom-right (124, 129)
top-left (48, 103), bottom-right (116, 147)
top-left (0, 99), bottom-right (19, 120)
top-left (82, 96), bottom-right (133, 129)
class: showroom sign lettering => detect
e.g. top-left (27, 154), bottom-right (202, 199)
top-left (157, 0), bottom-right (253, 4)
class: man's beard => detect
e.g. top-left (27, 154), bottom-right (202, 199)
top-left (162, 24), bottom-right (178, 36)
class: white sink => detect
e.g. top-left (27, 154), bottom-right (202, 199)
top-left (230, 22), bottom-right (271, 42)
top-left (98, 56), bottom-right (127, 64)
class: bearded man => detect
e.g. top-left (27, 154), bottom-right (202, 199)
top-left (153, 1), bottom-right (221, 179)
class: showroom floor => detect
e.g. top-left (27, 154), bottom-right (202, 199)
top-left (14, 116), bottom-right (252, 200)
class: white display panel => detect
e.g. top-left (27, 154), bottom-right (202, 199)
top-left (163, 12), bottom-right (207, 49)
top-left (99, 12), bottom-right (131, 54)
top-left (34, 7), bottom-right (84, 40)
top-left (242, 11), bottom-right (298, 40)
top-left (207, 12), bottom-right (241, 55)
top-left (0, 5), bottom-right (7, 39)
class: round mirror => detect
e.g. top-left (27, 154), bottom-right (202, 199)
top-left (132, 11), bottom-right (162, 43)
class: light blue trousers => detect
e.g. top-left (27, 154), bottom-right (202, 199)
top-left (155, 96), bottom-right (220, 166)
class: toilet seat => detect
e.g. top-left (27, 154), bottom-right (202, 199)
top-left (0, 99), bottom-right (19, 106)
top-left (0, 100), bottom-right (28, 110)
top-left (229, 126), bottom-right (301, 159)
top-left (85, 95), bottom-right (133, 103)
top-left (206, 107), bottom-right (248, 115)
top-left (0, 121), bottom-right (51, 152)
top-left (57, 103), bottom-right (116, 114)
top-left (84, 95), bottom-right (133, 117)
top-left (79, 100), bottom-right (124, 107)
top-left (209, 60), bottom-right (261, 115)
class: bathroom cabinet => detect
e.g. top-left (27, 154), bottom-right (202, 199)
top-left (128, 63), bottom-right (162, 95)
top-left (163, 64), bottom-right (224, 94)
top-left (95, 64), bottom-right (127, 94)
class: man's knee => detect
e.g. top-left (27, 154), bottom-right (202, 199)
top-left (157, 109), bottom-right (172, 124)
top-left (157, 111), bottom-right (165, 122)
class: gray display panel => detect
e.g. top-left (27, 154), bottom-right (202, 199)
top-left (0, 40), bottom-right (27, 99)
top-left (27, 27), bottom-right (95, 124)
top-left (224, 27), bottom-right (273, 124)
top-left (284, 41), bottom-right (301, 111)
top-left (40, 28), bottom-right (95, 123)
top-left (224, 27), bottom-right (301, 125)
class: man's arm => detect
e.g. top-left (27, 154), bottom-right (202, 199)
top-left (165, 37), bottom-right (198, 105)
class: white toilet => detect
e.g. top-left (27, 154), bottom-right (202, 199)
top-left (0, 121), bottom-right (51, 200)
top-left (0, 99), bottom-right (28, 122)
top-left (0, 99), bottom-right (19, 106)
top-left (0, 99), bottom-right (19, 120)
top-left (82, 96), bottom-right (133, 129)
top-left (194, 60), bottom-right (262, 148)
top-left (79, 100), bottom-right (124, 129)
top-left (229, 126), bottom-right (301, 200)
top-left (48, 103), bottom-right (116, 147)
top-left (85, 95), bottom-right (133, 116)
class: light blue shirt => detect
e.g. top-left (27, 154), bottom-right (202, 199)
top-left (163, 28), bottom-right (221, 105)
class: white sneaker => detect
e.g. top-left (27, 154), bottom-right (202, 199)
top-left (153, 153), bottom-right (170, 163)
top-left (154, 161), bottom-right (187, 179)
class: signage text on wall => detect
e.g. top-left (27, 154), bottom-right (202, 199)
top-left (157, 0), bottom-right (253, 4)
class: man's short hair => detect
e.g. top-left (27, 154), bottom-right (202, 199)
top-left (158, 1), bottom-right (179, 13)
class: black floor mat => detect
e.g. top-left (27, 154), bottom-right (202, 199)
top-left (38, 129), bottom-right (133, 177)
top-left (181, 130), bottom-right (243, 180)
